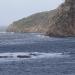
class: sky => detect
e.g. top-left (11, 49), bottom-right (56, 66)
top-left (0, 0), bottom-right (64, 26)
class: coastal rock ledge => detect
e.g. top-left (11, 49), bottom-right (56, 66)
top-left (7, 0), bottom-right (75, 37)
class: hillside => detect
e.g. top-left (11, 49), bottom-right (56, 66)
top-left (7, 10), bottom-right (57, 33)
top-left (46, 0), bottom-right (75, 36)
top-left (7, 0), bottom-right (75, 37)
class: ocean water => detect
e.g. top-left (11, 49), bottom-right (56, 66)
top-left (0, 32), bottom-right (75, 75)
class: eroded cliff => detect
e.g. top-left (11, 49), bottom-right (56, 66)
top-left (7, 0), bottom-right (75, 37)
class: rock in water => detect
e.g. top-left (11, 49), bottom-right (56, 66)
top-left (17, 55), bottom-right (31, 58)
top-left (46, 0), bottom-right (75, 37)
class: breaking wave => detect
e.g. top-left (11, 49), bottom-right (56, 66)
top-left (0, 52), bottom-right (70, 62)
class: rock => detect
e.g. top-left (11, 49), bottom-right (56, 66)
top-left (17, 55), bottom-right (31, 58)
top-left (0, 56), bottom-right (8, 58)
top-left (7, 0), bottom-right (75, 37)
top-left (46, 0), bottom-right (75, 37)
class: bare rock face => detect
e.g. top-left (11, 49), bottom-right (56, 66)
top-left (46, 0), bottom-right (75, 36)
top-left (7, 0), bottom-right (75, 37)
top-left (7, 10), bottom-right (57, 33)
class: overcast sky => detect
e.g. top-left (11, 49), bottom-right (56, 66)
top-left (0, 0), bottom-right (64, 26)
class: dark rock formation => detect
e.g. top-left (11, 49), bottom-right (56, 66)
top-left (46, 0), bottom-right (75, 36)
top-left (17, 55), bottom-right (31, 58)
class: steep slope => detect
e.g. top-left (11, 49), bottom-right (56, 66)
top-left (7, 10), bottom-right (57, 33)
top-left (46, 0), bottom-right (75, 36)
top-left (7, 0), bottom-right (75, 37)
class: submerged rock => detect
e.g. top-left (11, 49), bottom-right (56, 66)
top-left (0, 56), bottom-right (8, 58)
top-left (17, 55), bottom-right (31, 58)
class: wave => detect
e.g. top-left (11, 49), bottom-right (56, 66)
top-left (0, 52), bottom-right (70, 62)
top-left (0, 32), bottom-right (15, 34)
top-left (35, 34), bottom-right (49, 38)
top-left (0, 33), bottom-right (66, 46)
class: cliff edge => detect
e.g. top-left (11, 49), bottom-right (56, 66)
top-left (46, 0), bottom-right (75, 36)
top-left (7, 0), bottom-right (75, 37)
top-left (7, 10), bottom-right (57, 33)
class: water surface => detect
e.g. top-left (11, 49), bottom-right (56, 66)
top-left (0, 32), bottom-right (75, 75)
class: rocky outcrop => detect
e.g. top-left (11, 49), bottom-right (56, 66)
top-left (7, 10), bottom-right (57, 33)
top-left (7, 0), bottom-right (75, 37)
top-left (46, 0), bottom-right (75, 36)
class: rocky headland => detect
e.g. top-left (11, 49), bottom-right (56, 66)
top-left (7, 0), bottom-right (75, 37)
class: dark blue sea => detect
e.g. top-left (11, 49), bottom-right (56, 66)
top-left (0, 32), bottom-right (75, 75)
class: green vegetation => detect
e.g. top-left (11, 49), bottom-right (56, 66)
top-left (7, 10), bottom-right (57, 33)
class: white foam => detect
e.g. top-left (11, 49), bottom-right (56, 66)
top-left (31, 52), bottom-right (69, 59)
top-left (36, 35), bottom-right (47, 38)
top-left (0, 32), bottom-right (14, 34)
top-left (0, 52), bottom-right (70, 62)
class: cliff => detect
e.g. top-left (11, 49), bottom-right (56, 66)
top-left (7, 0), bottom-right (75, 37)
top-left (7, 10), bottom-right (57, 33)
top-left (46, 0), bottom-right (75, 36)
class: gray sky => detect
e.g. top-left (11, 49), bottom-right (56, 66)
top-left (0, 0), bottom-right (64, 26)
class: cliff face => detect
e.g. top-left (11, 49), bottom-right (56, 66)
top-left (7, 10), bottom-right (57, 33)
top-left (7, 0), bottom-right (75, 37)
top-left (46, 0), bottom-right (75, 36)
